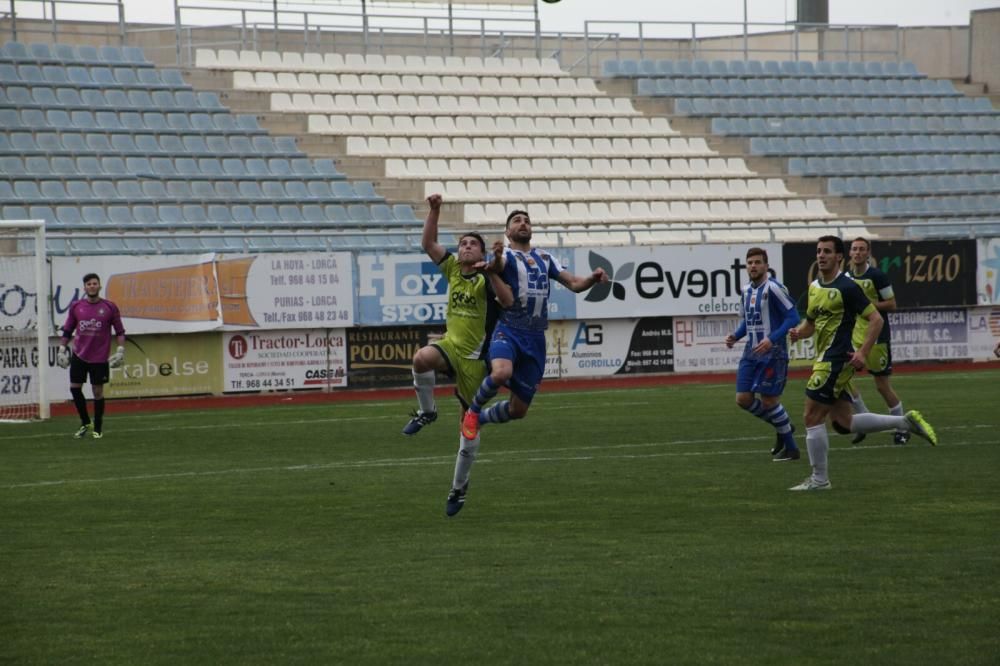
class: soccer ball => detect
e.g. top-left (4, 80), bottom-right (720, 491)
top-left (541, 0), bottom-right (562, 3)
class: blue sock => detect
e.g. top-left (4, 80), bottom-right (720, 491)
top-left (470, 376), bottom-right (499, 414)
top-left (480, 401), bottom-right (511, 425)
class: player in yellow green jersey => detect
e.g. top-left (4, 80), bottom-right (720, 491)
top-left (845, 237), bottom-right (909, 445)
top-left (788, 236), bottom-right (937, 491)
top-left (401, 194), bottom-right (509, 516)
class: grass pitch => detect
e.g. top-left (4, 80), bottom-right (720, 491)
top-left (2, 369), bottom-right (999, 665)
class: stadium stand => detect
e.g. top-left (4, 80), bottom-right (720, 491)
top-left (604, 57), bottom-right (1000, 237)
top-left (0, 42), bottom-right (423, 253)
top-left (196, 47), bottom-right (871, 247)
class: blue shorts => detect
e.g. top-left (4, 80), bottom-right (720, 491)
top-left (736, 354), bottom-right (788, 397)
top-left (489, 323), bottom-right (546, 405)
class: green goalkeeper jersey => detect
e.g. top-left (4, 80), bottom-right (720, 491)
top-left (438, 253), bottom-right (496, 360)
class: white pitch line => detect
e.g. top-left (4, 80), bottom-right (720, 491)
top-left (0, 400), bottom-right (656, 442)
top-left (1, 437), bottom-right (991, 490)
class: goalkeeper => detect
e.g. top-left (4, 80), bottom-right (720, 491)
top-left (57, 273), bottom-right (126, 440)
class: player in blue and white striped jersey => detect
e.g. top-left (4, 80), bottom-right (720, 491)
top-left (725, 247), bottom-right (802, 461)
top-left (450, 209), bottom-right (608, 514)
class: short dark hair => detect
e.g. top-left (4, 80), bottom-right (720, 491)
top-left (459, 232), bottom-right (486, 254)
top-left (817, 235), bottom-right (845, 255)
top-left (82, 273), bottom-right (100, 283)
top-left (746, 247), bottom-right (768, 263)
top-left (851, 237), bottom-right (870, 250)
top-left (506, 209), bottom-right (530, 228)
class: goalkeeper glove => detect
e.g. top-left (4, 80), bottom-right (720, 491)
top-left (56, 345), bottom-right (71, 369)
top-left (109, 346), bottom-right (125, 368)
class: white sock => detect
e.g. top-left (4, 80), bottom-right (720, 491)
top-left (806, 424), bottom-right (829, 484)
top-left (412, 369), bottom-right (436, 414)
top-left (851, 394), bottom-right (869, 414)
top-left (851, 412), bottom-right (907, 433)
top-left (890, 402), bottom-right (904, 432)
top-left (451, 435), bottom-right (480, 489)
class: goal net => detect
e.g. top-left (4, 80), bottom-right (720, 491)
top-left (0, 220), bottom-right (50, 421)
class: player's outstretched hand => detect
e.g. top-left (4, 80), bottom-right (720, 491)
top-left (724, 334), bottom-right (736, 349)
top-left (476, 241), bottom-right (505, 273)
top-left (109, 345), bottom-right (125, 369)
top-left (426, 193), bottom-right (442, 210)
top-left (789, 327), bottom-right (801, 342)
top-left (592, 267), bottom-right (609, 284)
top-left (56, 345), bottom-right (71, 369)
top-left (848, 350), bottom-right (865, 370)
top-left (994, 340), bottom-right (1000, 359)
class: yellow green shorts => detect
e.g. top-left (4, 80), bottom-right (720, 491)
top-left (432, 337), bottom-right (488, 409)
top-left (861, 342), bottom-right (893, 376)
top-left (805, 359), bottom-right (855, 405)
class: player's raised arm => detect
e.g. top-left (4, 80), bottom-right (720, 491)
top-left (481, 241), bottom-right (514, 308)
top-left (556, 267), bottom-right (609, 294)
top-left (421, 194), bottom-right (447, 264)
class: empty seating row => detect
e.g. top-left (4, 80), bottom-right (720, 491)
top-left (0, 154), bottom-right (341, 179)
top-left (3, 202), bottom-right (417, 228)
top-left (44, 233), bottom-right (418, 255)
top-left (2, 42), bottom-right (152, 67)
top-left (713, 114), bottom-right (1000, 136)
top-left (790, 153), bottom-right (1000, 177)
top-left (386, 156), bottom-right (753, 180)
top-left (904, 219), bottom-right (1000, 239)
top-left (425, 178), bottom-right (792, 202)
top-left (0, 131), bottom-right (302, 161)
top-left (308, 114), bottom-right (675, 138)
top-left (0, 178), bottom-right (380, 203)
top-left (464, 198), bottom-right (831, 224)
top-left (603, 58), bottom-right (922, 79)
top-left (0, 130), bottom-right (300, 158)
top-left (639, 76), bottom-right (955, 98)
top-left (675, 96), bottom-right (995, 117)
top-left (346, 136), bottom-right (713, 158)
top-left (272, 92), bottom-right (639, 117)
top-left (234, 71), bottom-right (601, 97)
top-left (0, 64), bottom-right (187, 89)
top-left (751, 134), bottom-right (1000, 156)
top-left (1, 86), bottom-right (224, 111)
top-left (869, 195), bottom-right (1000, 217)
top-left (197, 49), bottom-right (564, 77)
top-left (829, 174), bottom-right (1000, 197)
top-left (0, 108), bottom-right (263, 134)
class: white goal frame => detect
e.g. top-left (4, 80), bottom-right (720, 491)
top-left (0, 220), bottom-right (50, 420)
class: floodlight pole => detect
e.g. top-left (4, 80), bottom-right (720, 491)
top-left (534, 0), bottom-right (541, 60)
top-left (273, 0), bottom-right (279, 50)
top-left (361, 0), bottom-right (369, 53)
top-left (448, 1), bottom-right (454, 56)
top-left (743, 0), bottom-right (748, 60)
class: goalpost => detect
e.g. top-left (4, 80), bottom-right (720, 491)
top-left (0, 220), bottom-right (50, 421)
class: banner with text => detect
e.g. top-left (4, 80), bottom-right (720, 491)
top-left (222, 329), bottom-right (348, 393)
top-left (672, 315), bottom-right (744, 373)
top-left (546, 317), bottom-right (675, 378)
top-left (782, 239), bottom-right (977, 310)
top-left (1, 257), bottom-right (41, 332)
top-left (52, 255), bottom-right (222, 334)
top-left (217, 253), bottom-right (353, 329)
top-left (346, 325), bottom-right (445, 388)
top-left (51, 253), bottom-right (354, 334)
top-left (976, 238), bottom-right (1000, 305)
top-left (968, 306), bottom-right (1000, 358)
top-left (103, 333), bottom-right (223, 398)
top-left (356, 250), bottom-right (579, 325)
top-left (574, 244), bottom-right (784, 319)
